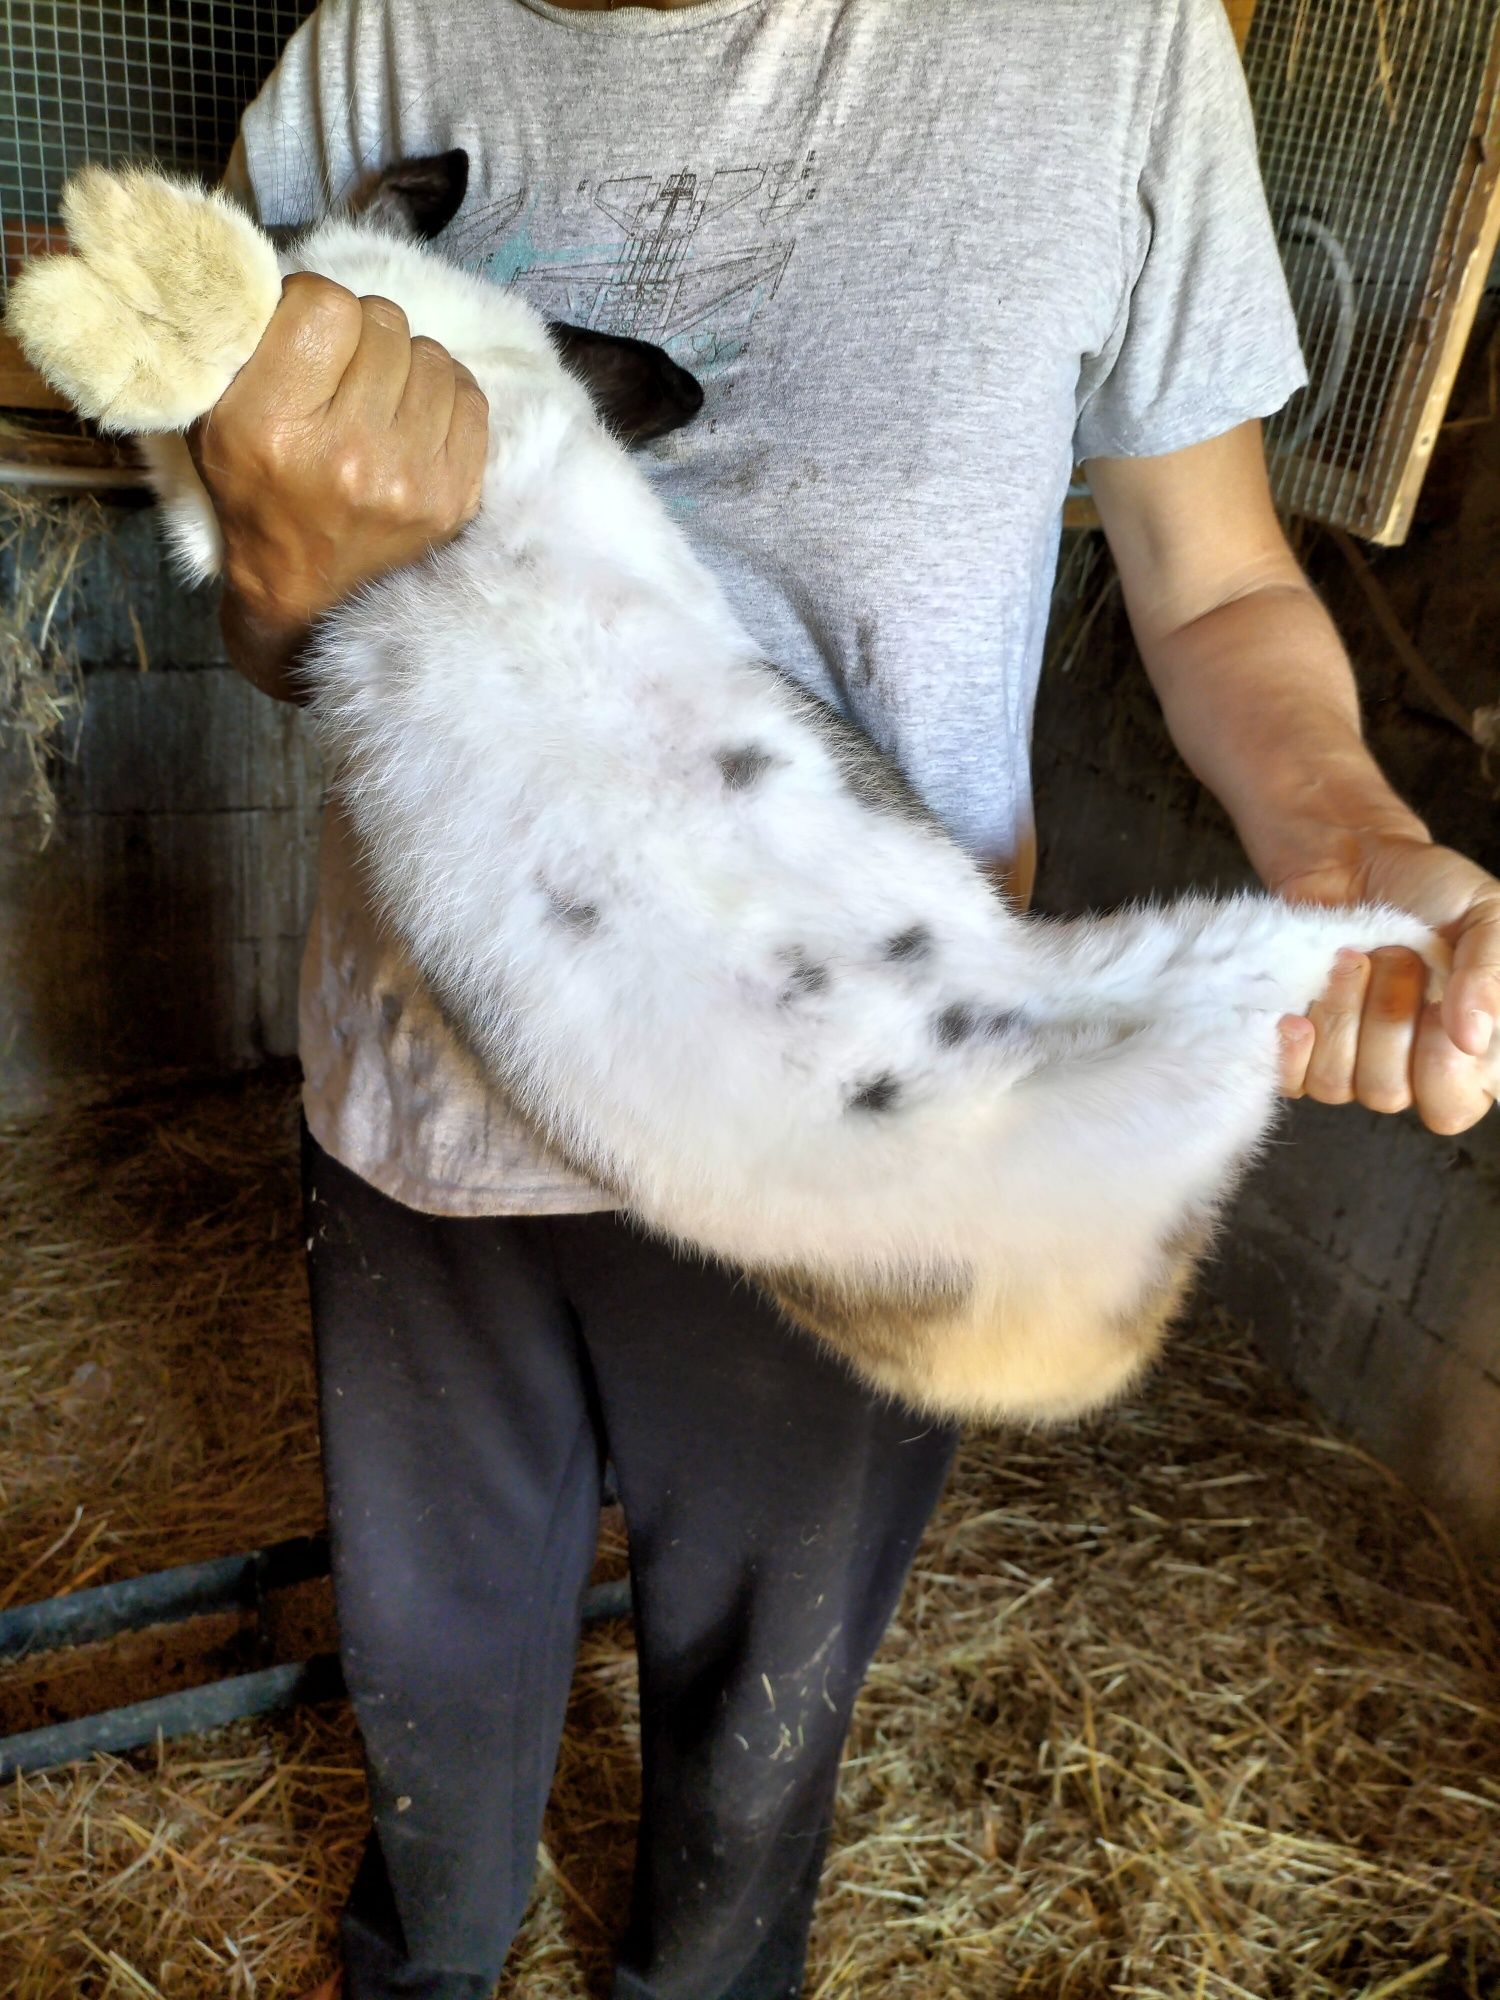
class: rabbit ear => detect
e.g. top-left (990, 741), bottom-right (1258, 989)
top-left (547, 321), bottom-right (705, 446)
top-left (348, 149), bottom-right (470, 241)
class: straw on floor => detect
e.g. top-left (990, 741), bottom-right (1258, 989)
top-left (1, 1070), bottom-right (1496, 1999)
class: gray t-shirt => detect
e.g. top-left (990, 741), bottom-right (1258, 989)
top-left (232, 0), bottom-right (1307, 1217)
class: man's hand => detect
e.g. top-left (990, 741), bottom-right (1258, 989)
top-left (1273, 836), bottom-right (1500, 1134)
top-left (190, 272), bottom-right (489, 699)
top-left (1089, 423), bottom-right (1496, 1139)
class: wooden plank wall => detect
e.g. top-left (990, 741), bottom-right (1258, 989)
top-left (0, 511), bottom-right (321, 1106)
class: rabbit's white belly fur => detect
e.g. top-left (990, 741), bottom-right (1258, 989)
top-left (10, 175), bottom-right (1483, 1423)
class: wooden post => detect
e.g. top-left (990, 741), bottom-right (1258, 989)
top-left (1363, 22), bottom-right (1500, 545)
top-left (1224, 0), bottom-right (1260, 53)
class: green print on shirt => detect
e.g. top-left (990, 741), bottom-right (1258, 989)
top-left (454, 155), bottom-right (818, 374)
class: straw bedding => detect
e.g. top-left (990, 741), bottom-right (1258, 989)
top-left (1, 1070), bottom-right (1496, 1999)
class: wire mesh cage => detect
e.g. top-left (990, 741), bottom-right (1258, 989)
top-left (1244, 0), bottom-right (1500, 543)
top-left (0, 2), bottom-right (312, 473)
top-left (1, 1), bottom-right (1498, 539)
top-left (1, 1), bottom-right (309, 281)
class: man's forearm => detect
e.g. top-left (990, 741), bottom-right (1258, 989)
top-left (1138, 578), bottom-right (1429, 892)
top-left (221, 584), bottom-right (313, 705)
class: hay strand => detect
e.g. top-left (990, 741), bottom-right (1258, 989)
top-left (0, 484), bottom-right (146, 847)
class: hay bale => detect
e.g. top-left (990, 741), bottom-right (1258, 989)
top-left (1, 1072), bottom-right (1496, 1997)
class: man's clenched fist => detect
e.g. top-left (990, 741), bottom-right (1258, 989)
top-left (190, 272), bottom-right (489, 699)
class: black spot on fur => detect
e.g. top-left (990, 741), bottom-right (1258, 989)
top-left (780, 948), bottom-right (830, 1000)
top-left (883, 924), bottom-right (933, 963)
top-left (540, 880), bottom-right (601, 934)
top-left (935, 1005), bottom-right (974, 1048)
top-left (837, 736), bottom-right (929, 822)
top-left (717, 745), bottom-right (775, 789)
top-left (847, 1072), bottom-right (903, 1114)
top-left (935, 1003), bottom-right (1023, 1048)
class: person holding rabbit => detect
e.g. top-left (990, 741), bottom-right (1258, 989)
top-left (61, 3), bottom-right (1500, 1996)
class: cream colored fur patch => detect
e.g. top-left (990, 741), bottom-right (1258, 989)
top-left (6, 169), bottom-right (282, 432)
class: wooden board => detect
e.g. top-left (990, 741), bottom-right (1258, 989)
top-left (0, 333), bottom-right (141, 486)
top-left (1224, 0), bottom-right (1260, 53)
top-left (0, 330), bottom-right (67, 412)
top-left (1364, 20), bottom-right (1500, 546)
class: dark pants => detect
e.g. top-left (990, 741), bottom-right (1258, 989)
top-left (303, 1128), bottom-right (959, 2000)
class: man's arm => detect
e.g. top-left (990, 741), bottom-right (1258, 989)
top-left (191, 271), bottom-right (490, 703)
top-left (1087, 420), bottom-right (1499, 1135)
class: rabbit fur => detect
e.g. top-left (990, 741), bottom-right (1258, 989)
top-left (11, 159), bottom-right (1492, 1426)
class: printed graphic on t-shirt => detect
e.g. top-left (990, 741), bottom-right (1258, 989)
top-left (446, 153), bottom-right (818, 372)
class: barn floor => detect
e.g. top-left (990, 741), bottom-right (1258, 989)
top-left (1, 1071), bottom-right (1497, 2000)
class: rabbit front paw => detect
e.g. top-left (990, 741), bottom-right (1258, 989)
top-left (4, 167), bottom-right (281, 432)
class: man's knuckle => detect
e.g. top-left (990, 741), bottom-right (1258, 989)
top-left (408, 334), bottom-right (449, 368)
top-left (230, 419), bottom-right (298, 490)
top-left (437, 494), bottom-right (470, 535)
top-left (331, 444), bottom-right (369, 497)
top-left (280, 269), bottom-right (330, 304)
top-left (292, 273), bottom-right (360, 332)
top-left (374, 471), bottom-right (411, 519)
top-left (1359, 1083), bottom-right (1411, 1116)
top-left (361, 293), bottom-right (409, 337)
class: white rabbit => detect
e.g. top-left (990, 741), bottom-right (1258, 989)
top-left (11, 158), bottom-right (1491, 1425)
